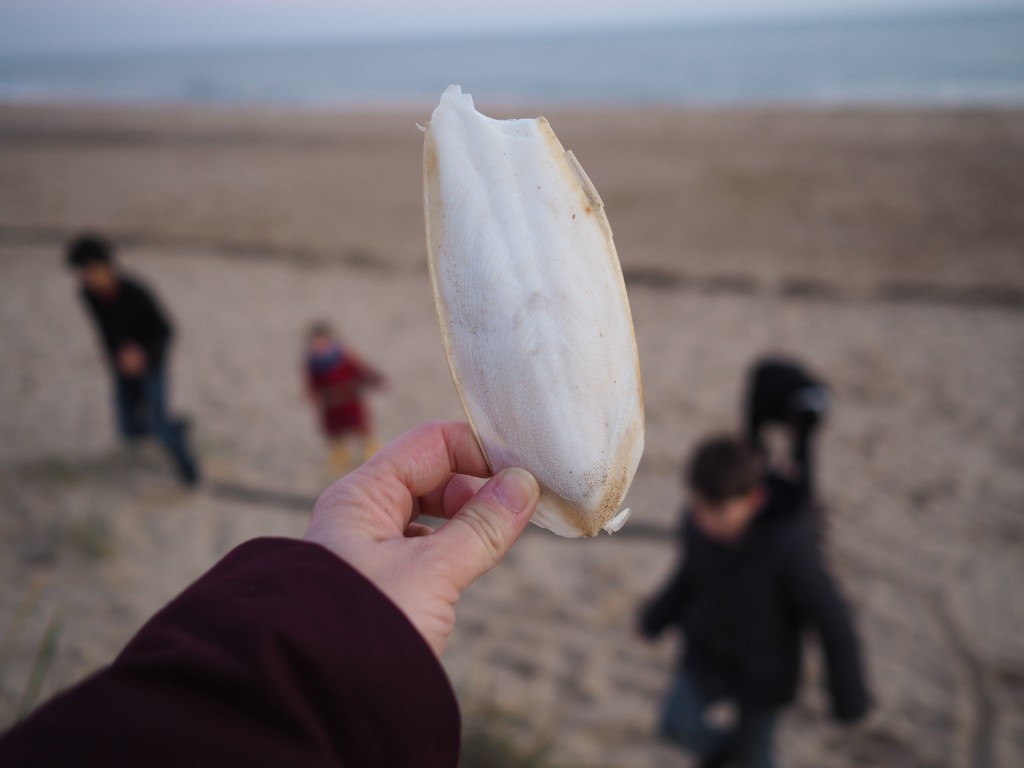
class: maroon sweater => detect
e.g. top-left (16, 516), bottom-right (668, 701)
top-left (0, 539), bottom-right (460, 767)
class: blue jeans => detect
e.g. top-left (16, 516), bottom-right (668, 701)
top-left (659, 675), bottom-right (776, 768)
top-left (114, 366), bottom-right (198, 484)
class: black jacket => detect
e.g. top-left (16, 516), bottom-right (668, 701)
top-left (81, 276), bottom-right (172, 369)
top-left (746, 358), bottom-right (827, 461)
top-left (640, 478), bottom-right (870, 720)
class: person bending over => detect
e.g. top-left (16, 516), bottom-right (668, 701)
top-left (66, 234), bottom-right (199, 486)
top-left (744, 356), bottom-right (829, 506)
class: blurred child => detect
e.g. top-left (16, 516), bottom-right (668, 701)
top-left (745, 356), bottom-right (829, 504)
top-left (304, 321), bottom-right (384, 475)
top-left (638, 435), bottom-right (869, 768)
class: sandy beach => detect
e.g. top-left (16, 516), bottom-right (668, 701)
top-left (1, 103), bottom-right (1023, 766)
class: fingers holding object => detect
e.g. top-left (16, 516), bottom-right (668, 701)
top-left (429, 467), bottom-right (540, 591)
top-left (414, 473), bottom-right (486, 523)
top-left (321, 420), bottom-right (490, 533)
top-left (374, 419), bottom-right (489, 491)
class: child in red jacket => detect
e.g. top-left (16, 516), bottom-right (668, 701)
top-left (304, 321), bottom-right (384, 474)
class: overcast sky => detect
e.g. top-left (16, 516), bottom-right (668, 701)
top-left (1, 0), bottom-right (1021, 56)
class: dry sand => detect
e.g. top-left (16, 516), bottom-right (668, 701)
top-left (1, 103), bottom-right (1023, 766)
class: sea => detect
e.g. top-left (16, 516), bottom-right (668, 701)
top-left (1, 9), bottom-right (1023, 109)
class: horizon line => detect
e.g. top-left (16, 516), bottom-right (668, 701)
top-left (1, 4), bottom-right (1022, 61)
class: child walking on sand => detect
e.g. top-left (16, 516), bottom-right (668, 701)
top-left (638, 435), bottom-right (869, 767)
top-left (304, 321), bottom-right (385, 475)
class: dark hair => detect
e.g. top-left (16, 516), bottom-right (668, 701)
top-left (686, 435), bottom-right (759, 503)
top-left (308, 320), bottom-right (334, 341)
top-left (66, 235), bottom-right (113, 269)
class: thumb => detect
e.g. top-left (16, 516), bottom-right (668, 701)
top-left (432, 467), bottom-right (539, 591)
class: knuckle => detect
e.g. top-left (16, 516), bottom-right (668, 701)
top-left (456, 503), bottom-right (508, 561)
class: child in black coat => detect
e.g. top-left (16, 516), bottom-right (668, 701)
top-left (638, 436), bottom-right (869, 768)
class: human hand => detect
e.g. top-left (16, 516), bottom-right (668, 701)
top-left (304, 420), bottom-right (540, 656)
top-left (117, 343), bottom-right (147, 376)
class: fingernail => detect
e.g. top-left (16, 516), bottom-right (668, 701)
top-left (492, 468), bottom-right (539, 516)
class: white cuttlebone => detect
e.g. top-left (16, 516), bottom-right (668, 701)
top-left (423, 84), bottom-right (644, 538)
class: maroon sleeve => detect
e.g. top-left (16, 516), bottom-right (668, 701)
top-left (0, 538), bottom-right (461, 767)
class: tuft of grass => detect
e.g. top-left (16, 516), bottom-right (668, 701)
top-left (25, 456), bottom-right (83, 485)
top-left (458, 704), bottom-right (596, 768)
top-left (460, 712), bottom-right (548, 765)
top-left (0, 580), bottom-right (63, 729)
top-left (15, 610), bottom-right (64, 722)
top-left (63, 512), bottom-right (115, 561)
